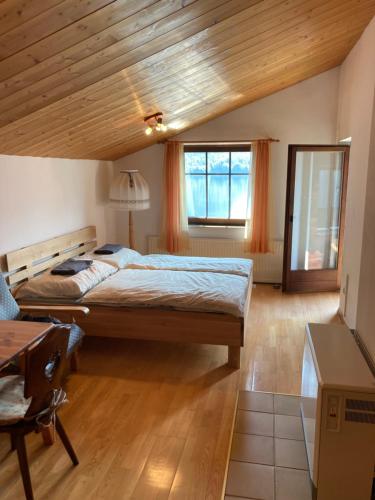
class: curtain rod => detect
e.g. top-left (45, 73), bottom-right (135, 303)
top-left (158, 138), bottom-right (279, 144)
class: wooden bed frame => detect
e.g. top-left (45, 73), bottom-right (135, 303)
top-left (5, 227), bottom-right (252, 368)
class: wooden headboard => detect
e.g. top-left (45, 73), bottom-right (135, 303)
top-left (5, 226), bottom-right (97, 287)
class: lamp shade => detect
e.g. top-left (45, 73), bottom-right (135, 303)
top-left (109, 170), bottom-right (150, 211)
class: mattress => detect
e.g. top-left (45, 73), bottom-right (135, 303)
top-left (81, 269), bottom-right (248, 317)
top-left (126, 254), bottom-right (253, 277)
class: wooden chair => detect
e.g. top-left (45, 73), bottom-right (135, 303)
top-left (0, 274), bottom-right (88, 372)
top-left (0, 326), bottom-right (79, 500)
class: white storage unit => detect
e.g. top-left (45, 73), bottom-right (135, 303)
top-left (301, 323), bottom-right (375, 500)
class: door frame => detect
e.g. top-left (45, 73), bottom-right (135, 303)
top-left (282, 144), bottom-right (350, 293)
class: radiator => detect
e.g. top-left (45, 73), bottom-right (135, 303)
top-left (148, 236), bottom-right (283, 283)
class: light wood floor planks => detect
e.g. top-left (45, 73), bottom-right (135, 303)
top-left (0, 285), bottom-right (340, 499)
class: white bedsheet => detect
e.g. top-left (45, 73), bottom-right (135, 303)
top-left (82, 269), bottom-right (248, 317)
top-left (126, 254), bottom-right (253, 277)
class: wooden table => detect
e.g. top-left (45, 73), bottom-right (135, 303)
top-left (0, 320), bottom-right (54, 369)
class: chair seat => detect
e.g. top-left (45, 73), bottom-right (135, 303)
top-left (21, 315), bottom-right (84, 357)
top-left (0, 375), bottom-right (31, 425)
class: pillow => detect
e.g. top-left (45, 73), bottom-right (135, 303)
top-left (79, 247), bottom-right (141, 269)
top-left (15, 260), bottom-right (116, 300)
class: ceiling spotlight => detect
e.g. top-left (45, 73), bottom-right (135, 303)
top-left (145, 125), bottom-right (153, 136)
top-left (155, 115), bottom-right (167, 132)
top-left (144, 112), bottom-right (168, 135)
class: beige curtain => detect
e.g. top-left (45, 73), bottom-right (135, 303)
top-left (245, 140), bottom-right (270, 253)
top-left (161, 141), bottom-right (189, 253)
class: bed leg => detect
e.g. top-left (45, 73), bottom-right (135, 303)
top-left (227, 346), bottom-right (241, 369)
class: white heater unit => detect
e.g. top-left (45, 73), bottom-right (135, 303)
top-left (301, 323), bottom-right (375, 500)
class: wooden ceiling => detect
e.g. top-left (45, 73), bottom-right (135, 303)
top-left (0, 0), bottom-right (374, 160)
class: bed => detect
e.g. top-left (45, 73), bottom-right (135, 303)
top-left (5, 226), bottom-right (252, 368)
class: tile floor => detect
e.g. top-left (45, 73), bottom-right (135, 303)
top-left (225, 391), bottom-right (312, 500)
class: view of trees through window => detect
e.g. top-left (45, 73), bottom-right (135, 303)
top-left (184, 148), bottom-right (252, 224)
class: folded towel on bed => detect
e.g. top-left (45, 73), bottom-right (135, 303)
top-left (94, 244), bottom-right (124, 255)
top-left (51, 259), bottom-right (93, 276)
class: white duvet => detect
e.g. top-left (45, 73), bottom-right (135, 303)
top-left (82, 269), bottom-right (248, 317)
top-left (126, 254), bottom-right (253, 277)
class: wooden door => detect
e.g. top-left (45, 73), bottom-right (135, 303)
top-left (282, 145), bottom-right (349, 292)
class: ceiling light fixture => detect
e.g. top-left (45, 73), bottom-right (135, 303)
top-left (144, 112), bottom-right (168, 135)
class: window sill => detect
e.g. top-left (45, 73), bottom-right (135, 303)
top-left (188, 225), bottom-right (245, 240)
top-left (188, 224), bottom-right (244, 229)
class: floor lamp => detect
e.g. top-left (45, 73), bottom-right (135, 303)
top-left (109, 170), bottom-right (150, 250)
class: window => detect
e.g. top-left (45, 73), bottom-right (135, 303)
top-left (184, 145), bottom-right (252, 226)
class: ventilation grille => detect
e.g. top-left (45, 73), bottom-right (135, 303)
top-left (345, 399), bottom-right (375, 424)
top-left (345, 411), bottom-right (375, 424)
top-left (346, 399), bottom-right (375, 412)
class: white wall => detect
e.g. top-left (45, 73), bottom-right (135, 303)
top-left (356, 98), bottom-right (375, 362)
top-left (115, 68), bottom-right (339, 254)
top-left (0, 155), bottom-right (114, 257)
top-left (111, 146), bottom-right (165, 252)
top-left (336, 16), bottom-right (375, 338)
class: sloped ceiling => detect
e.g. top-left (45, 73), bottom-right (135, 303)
top-left (0, 0), bottom-right (374, 160)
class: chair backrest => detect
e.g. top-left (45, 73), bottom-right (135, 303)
top-left (24, 326), bottom-right (70, 417)
top-left (0, 274), bottom-right (20, 321)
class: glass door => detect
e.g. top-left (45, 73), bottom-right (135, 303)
top-left (283, 145), bottom-right (349, 292)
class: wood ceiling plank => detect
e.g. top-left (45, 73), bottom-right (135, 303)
top-left (53, 31), bottom-right (358, 154)
top-left (0, 0), bottom-right (286, 107)
top-left (0, 0), bottom-right (374, 158)
top-left (12, 0), bottom-right (373, 119)
top-left (0, 0), bottom-right (198, 92)
top-left (0, 30), bottom-right (363, 157)
top-left (2, 27), bottom-right (362, 156)
top-left (0, 0), bottom-right (65, 36)
top-left (37, 25), bottom-right (357, 141)
top-left (0, 0), bottom-right (359, 126)
top-left (0, 0), bottom-right (260, 123)
top-left (0, 0), bottom-right (117, 60)
top-left (0, 0), bottom-right (288, 133)
top-left (94, 0), bottom-right (366, 103)
top-left (0, 2), bottom-right (284, 116)
top-left (0, 0), bottom-right (158, 81)
top-left (89, 54), bottom-right (347, 159)
top-left (36, 55), bottom-right (343, 159)
top-left (0, 0), bottom-right (368, 148)
top-left (0, 0), bottom-right (270, 90)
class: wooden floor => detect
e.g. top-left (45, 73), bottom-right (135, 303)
top-left (0, 285), bottom-right (340, 499)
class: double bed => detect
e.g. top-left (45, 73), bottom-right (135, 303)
top-left (4, 227), bottom-right (253, 368)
